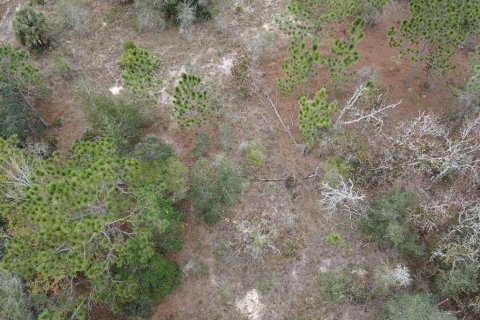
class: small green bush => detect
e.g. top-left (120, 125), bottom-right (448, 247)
top-left (51, 116), bottom-right (62, 128)
top-left (325, 233), bottom-right (342, 246)
top-left (244, 142), bottom-right (265, 169)
top-left (52, 52), bottom-right (73, 80)
top-left (358, 187), bottom-right (424, 259)
top-left (133, 135), bottom-right (173, 162)
top-left (382, 293), bottom-right (455, 320)
top-left (13, 6), bottom-right (48, 48)
top-left (82, 91), bottom-right (143, 153)
top-left (190, 157), bottom-right (243, 224)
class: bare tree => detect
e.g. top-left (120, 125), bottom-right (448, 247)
top-left (334, 81), bottom-right (402, 132)
top-left (432, 202), bottom-right (480, 271)
top-left (0, 151), bottom-right (36, 200)
top-left (389, 112), bottom-right (480, 187)
top-left (319, 178), bottom-right (366, 216)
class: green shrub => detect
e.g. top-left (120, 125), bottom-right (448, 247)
top-left (46, 135), bottom-right (58, 146)
top-left (82, 91), bottom-right (143, 153)
top-left (192, 132), bottom-right (210, 159)
top-left (78, 129), bottom-right (98, 142)
top-left (358, 187), bottom-right (424, 259)
top-left (128, 151), bottom-right (188, 202)
top-left (51, 116), bottom-right (62, 128)
top-left (133, 135), bottom-right (173, 162)
top-left (330, 130), bottom-right (368, 164)
top-left (0, 83), bottom-right (45, 141)
top-left (322, 155), bottom-right (353, 185)
top-left (134, 253), bottom-right (180, 301)
top-left (244, 142), bottom-right (265, 169)
top-left (52, 52), bottom-right (73, 80)
top-left (435, 263), bottom-right (479, 299)
top-left (382, 293), bottom-right (455, 320)
top-left (190, 157), bottom-right (243, 224)
top-left (13, 6), bottom-right (49, 48)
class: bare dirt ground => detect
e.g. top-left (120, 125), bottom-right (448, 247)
top-left (0, 0), bottom-right (470, 319)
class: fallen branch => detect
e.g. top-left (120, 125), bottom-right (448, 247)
top-left (254, 87), bottom-right (304, 149)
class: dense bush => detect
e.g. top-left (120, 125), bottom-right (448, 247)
top-left (0, 45), bottom-right (45, 141)
top-left (358, 187), bottom-right (424, 259)
top-left (435, 262), bottom-right (479, 299)
top-left (382, 293), bottom-right (455, 320)
top-left (190, 157), bottom-right (243, 224)
top-left (0, 270), bottom-right (33, 320)
top-left (58, 0), bottom-right (91, 35)
top-left (0, 137), bottom-right (184, 317)
top-left (13, 6), bottom-right (48, 48)
top-left (133, 135), bottom-right (173, 162)
top-left (82, 91), bottom-right (143, 152)
top-left (355, 0), bottom-right (390, 26)
top-left (133, 0), bottom-right (213, 32)
top-left (0, 83), bottom-right (45, 141)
